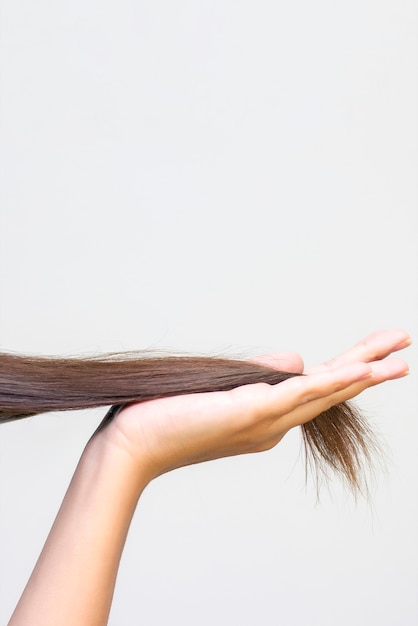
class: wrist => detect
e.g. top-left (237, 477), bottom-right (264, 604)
top-left (88, 408), bottom-right (158, 490)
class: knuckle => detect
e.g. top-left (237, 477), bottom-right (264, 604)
top-left (323, 358), bottom-right (337, 371)
top-left (294, 376), bottom-right (319, 403)
top-left (357, 339), bottom-right (379, 360)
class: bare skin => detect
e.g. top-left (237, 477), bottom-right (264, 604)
top-left (8, 330), bottom-right (411, 626)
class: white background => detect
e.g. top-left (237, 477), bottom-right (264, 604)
top-left (0, 1), bottom-right (417, 624)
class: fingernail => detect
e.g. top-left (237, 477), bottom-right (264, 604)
top-left (358, 369), bottom-right (373, 380)
top-left (396, 337), bottom-right (412, 349)
top-left (391, 365), bottom-right (410, 378)
top-left (353, 364), bottom-right (373, 380)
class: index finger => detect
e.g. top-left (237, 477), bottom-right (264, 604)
top-left (306, 329), bottom-right (411, 375)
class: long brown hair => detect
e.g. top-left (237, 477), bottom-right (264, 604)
top-left (0, 350), bottom-right (381, 493)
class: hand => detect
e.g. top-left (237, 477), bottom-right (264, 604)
top-left (103, 330), bottom-right (410, 481)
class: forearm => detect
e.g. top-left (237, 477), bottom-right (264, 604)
top-left (8, 427), bottom-right (151, 626)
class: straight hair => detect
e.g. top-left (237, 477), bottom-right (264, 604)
top-left (0, 350), bottom-right (382, 494)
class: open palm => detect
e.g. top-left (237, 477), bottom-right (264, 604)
top-left (105, 329), bottom-right (410, 479)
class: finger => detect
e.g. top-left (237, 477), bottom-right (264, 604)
top-left (307, 329), bottom-right (411, 375)
top-left (276, 357), bottom-right (409, 430)
top-left (251, 351), bottom-right (304, 374)
top-left (253, 361), bottom-right (374, 420)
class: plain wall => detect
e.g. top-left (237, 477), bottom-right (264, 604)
top-left (0, 1), bottom-right (417, 624)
